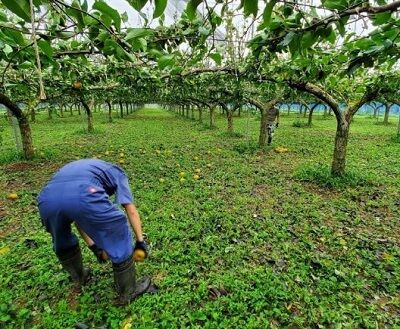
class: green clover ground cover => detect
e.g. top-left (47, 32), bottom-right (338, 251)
top-left (0, 108), bottom-right (399, 328)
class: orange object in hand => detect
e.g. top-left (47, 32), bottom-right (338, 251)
top-left (133, 249), bottom-right (146, 262)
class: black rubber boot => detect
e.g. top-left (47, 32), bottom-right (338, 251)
top-left (57, 245), bottom-right (90, 288)
top-left (113, 256), bottom-right (151, 305)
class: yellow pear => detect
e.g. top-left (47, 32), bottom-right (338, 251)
top-left (7, 193), bottom-right (18, 200)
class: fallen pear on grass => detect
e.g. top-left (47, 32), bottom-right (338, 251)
top-left (7, 193), bottom-right (18, 200)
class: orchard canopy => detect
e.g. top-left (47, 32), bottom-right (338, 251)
top-left (0, 0), bottom-right (400, 173)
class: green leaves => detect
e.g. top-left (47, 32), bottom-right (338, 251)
top-left (2, 43), bottom-right (13, 56)
top-left (321, 0), bottom-right (348, 10)
top-left (131, 37), bottom-right (147, 51)
top-left (154, 0), bottom-right (167, 18)
top-left (158, 54), bottom-right (175, 69)
top-left (18, 61), bottom-right (33, 69)
top-left (125, 27), bottom-right (152, 50)
top-left (185, 0), bottom-right (202, 20)
top-left (280, 32), bottom-right (295, 47)
top-left (301, 32), bottom-right (317, 49)
top-left (241, 0), bottom-right (258, 17)
top-left (66, 0), bottom-right (85, 30)
top-left (372, 12), bottom-right (392, 25)
top-left (2, 29), bottom-right (27, 47)
top-left (125, 28), bottom-right (153, 41)
top-left (93, 0), bottom-right (121, 32)
top-left (37, 40), bottom-right (53, 58)
top-left (209, 52), bottom-right (222, 65)
top-left (127, 0), bottom-right (148, 12)
top-left (263, 0), bottom-right (278, 26)
top-left (1, 0), bottom-right (30, 21)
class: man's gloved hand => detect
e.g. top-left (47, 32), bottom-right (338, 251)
top-left (133, 240), bottom-right (149, 262)
top-left (89, 244), bottom-right (107, 263)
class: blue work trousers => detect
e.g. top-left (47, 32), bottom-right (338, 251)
top-left (38, 179), bottom-right (133, 264)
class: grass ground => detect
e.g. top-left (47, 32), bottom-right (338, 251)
top-left (0, 108), bottom-right (399, 328)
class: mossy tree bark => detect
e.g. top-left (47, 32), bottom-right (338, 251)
top-left (199, 108), bottom-right (203, 123)
top-left (106, 100), bottom-right (113, 123)
top-left (0, 92), bottom-right (34, 159)
top-left (220, 103), bottom-right (234, 134)
top-left (383, 102), bottom-right (391, 125)
top-left (79, 94), bottom-right (94, 133)
top-left (119, 101), bottom-right (124, 118)
top-left (247, 97), bottom-right (280, 148)
top-left (307, 103), bottom-right (320, 126)
top-left (209, 107), bottom-right (215, 128)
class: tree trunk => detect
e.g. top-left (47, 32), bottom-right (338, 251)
top-left (70, 105), bottom-right (73, 116)
top-left (220, 103), bottom-right (234, 134)
top-left (30, 107), bottom-right (36, 123)
top-left (119, 101), bottom-right (124, 118)
top-left (60, 106), bottom-right (64, 118)
top-left (0, 93), bottom-right (34, 159)
top-left (106, 100), bottom-right (113, 123)
top-left (397, 110), bottom-right (400, 138)
top-left (48, 108), bottom-right (52, 119)
top-left (260, 104), bottom-right (279, 147)
top-left (199, 108), bottom-right (203, 123)
top-left (80, 95), bottom-right (94, 133)
top-left (227, 109), bottom-right (233, 134)
top-left (210, 107), bottom-right (215, 128)
top-left (89, 98), bottom-right (95, 113)
top-left (126, 103), bottom-right (129, 115)
top-left (308, 104), bottom-right (319, 126)
top-left (238, 106), bottom-right (241, 117)
top-left (259, 108), bottom-right (268, 147)
top-left (247, 98), bottom-right (280, 148)
top-left (191, 107), bottom-right (194, 120)
top-left (77, 104), bottom-right (81, 115)
top-left (383, 103), bottom-right (391, 125)
top-left (19, 117), bottom-right (34, 159)
top-left (331, 120), bottom-right (350, 176)
top-left (372, 102), bottom-right (378, 118)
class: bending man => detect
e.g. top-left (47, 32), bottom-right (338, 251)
top-left (37, 159), bottom-right (151, 304)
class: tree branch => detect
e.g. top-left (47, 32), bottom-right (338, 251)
top-left (287, 80), bottom-right (344, 122)
top-left (298, 1), bottom-right (400, 34)
top-left (0, 92), bottom-right (24, 119)
top-left (346, 87), bottom-right (380, 119)
top-left (54, 49), bottom-right (102, 58)
top-left (161, 66), bottom-right (240, 80)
